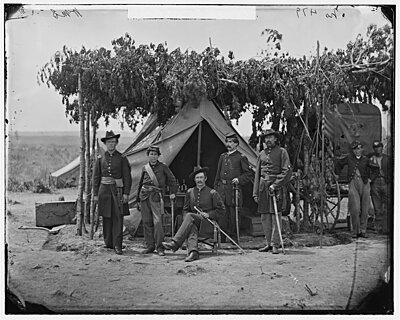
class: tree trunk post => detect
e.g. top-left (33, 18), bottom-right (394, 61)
top-left (76, 72), bottom-right (85, 236)
top-left (90, 108), bottom-right (97, 240)
top-left (85, 107), bottom-right (91, 224)
top-left (302, 99), bottom-right (310, 231)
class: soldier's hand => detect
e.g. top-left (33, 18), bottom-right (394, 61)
top-left (122, 194), bottom-right (129, 204)
top-left (232, 178), bottom-right (239, 185)
top-left (137, 202), bottom-right (141, 211)
top-left (170, 193), bottom-right (176, 200)
top-left (201, 212), bottom-right (210, 219)
top-left (253, 196), bottom-right (258, 203)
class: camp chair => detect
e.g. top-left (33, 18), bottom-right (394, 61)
top-left (197, 220), bottom-right (221, 254)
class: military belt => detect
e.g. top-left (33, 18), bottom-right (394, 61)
top-left (142, 185), bottom-right (162, 193)
top-left (261, 174), bottom-right (277, 180)
top-left (221, 179), bottom-right (232, 185)
top-left (101, 177), bottom-right (124, 188)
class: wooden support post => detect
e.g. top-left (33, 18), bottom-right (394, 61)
top-left (197, 121), bottom-right (202, 167)
top-left (296, 169), bottom-right (301, 232)
top-left (76, 72), bottom-right (85, 236)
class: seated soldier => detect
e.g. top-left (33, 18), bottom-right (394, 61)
top-left (162, 166), bottom-right (225, 262)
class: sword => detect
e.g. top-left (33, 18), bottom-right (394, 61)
top-left (194, 206), bottom-right (246, 254)
top-left (233, 181), bottom-right (240, 245)
top-left (171, 198), bottom-right (175, 237)
top-left (271, 191), bottom-right (286, 254)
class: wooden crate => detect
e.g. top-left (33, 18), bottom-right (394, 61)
top-left (35, 201), bottom-right (76, 227)
top-left (243, 216), bottom-right (264, 236)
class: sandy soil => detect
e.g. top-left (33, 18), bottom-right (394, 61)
top-left (5, 189), bottom-right (392, 314)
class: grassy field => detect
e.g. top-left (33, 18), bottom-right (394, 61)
top-left (6, 131), bottom-right (134, 189)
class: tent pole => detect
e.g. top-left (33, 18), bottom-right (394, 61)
top-left (197, 122), bottom-right (202, 166)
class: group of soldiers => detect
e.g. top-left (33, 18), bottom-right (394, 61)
top-left (92, 129), bottom-right (391, 261)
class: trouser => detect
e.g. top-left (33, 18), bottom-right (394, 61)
top-left (173, 212), bottom-right (203, 254)
top-left (371, 178), bottom-right (389, 233)
top-left (141, 198), bottom-right (164, 251)
top-left (348, 177), bottom-right (370, 235)
top-left (260, 212), bottom-right (282, 247)
top-left (102, 196), bottom-right (124, 249)
top-left (218, 205), bottom-right (240, 240)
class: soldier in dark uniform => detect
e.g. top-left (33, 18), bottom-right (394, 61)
top-left (253, 129), bottom-right (292, 254)
top-left (137, 146), bottom-right (177, 256)
top-left (214, 132), bottom-right (253, 242)
top-left (163, 167), bottom-right (225, 262)
top-left (369, 140), bottom-right (392, 234)
top-left (93, 131), bottom-right (132, 255)
top-left (335, 140), bottom-right (374, 238)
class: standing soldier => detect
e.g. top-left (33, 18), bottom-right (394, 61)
top-left (253, 129), bottom-right (292, 254)
top-left (214, 132), bottom-right (253, 242)
top-left (369, 140), bottom-right (392, 234)
top-left (137, 146), bottom-right (177, 256)
top-left (93, 131), bottom-right (132, 255)
top-left (335, 140), bottom-right (373, 239)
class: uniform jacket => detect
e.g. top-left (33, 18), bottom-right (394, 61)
top-left (253, 145), bottom-right (292, 214)
top-left (92, 150), bottom-right (132, 217)
top-left (214, 150), bottom-right (253, 206)
top-left (335, 153), bottom-right (372, 184)
top-left (137, 161), bottom-right (178, 202)
top-left (369, 153), bottom-right (392, 183)
top-left (183, 186), bottom-right (225, 237)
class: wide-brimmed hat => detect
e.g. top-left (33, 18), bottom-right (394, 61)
top-left (146, 145), bottom-right (161, 155)
top-left (351, 140), bottom-right (363, 149)
top-left (189, 166), bottom-right (209, 180)
top-left (261, 129), bottom-right (281, 138)
top-left (101, 130), bottom-right (120, 143)
top-left (372, 140), bottom-right (383, 148)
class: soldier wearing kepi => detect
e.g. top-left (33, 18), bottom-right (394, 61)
top-left (335, 140), bottom-right (373, 239)
top-left (253, 129), bottom-right (292, 254)
top-left (93, 131), bottom-right (132, 255)
top-left (163, 166), bottom-right (225, 262)
top-left (369, 140), bottom-right (392, 234)
top-left (137, 146), bottom-right (177, 256)
top-left (214, 132), bottom-right (253, 242)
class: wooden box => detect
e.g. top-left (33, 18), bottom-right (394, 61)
top-left (35, 201), bottom-right (76, 227)
top-left (243, 216), bottom-right (264, 236)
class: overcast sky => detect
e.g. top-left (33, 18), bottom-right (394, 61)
top-left (5, 4), bottom-right (389, 137)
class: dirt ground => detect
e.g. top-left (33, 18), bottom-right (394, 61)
top-left (5, 188), bottom-right (393, 314)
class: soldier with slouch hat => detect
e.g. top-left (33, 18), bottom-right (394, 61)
top-left (163, 166), bottom-right (225, 262)
top-left (253, 129), bottom-right (292, 254)
top-left (93, 131), bottom-right (132, 255)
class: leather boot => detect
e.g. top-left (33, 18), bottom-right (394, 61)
top-left (184, 251), bottom-right (199, 262)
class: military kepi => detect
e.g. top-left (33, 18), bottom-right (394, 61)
top-left (101, 130), bottom-right (120, 143)
top-left (225, 131), bottom-right (238, 141)
top-left (146, 145), bottom-right (161, 155)
top-left (261, 129), bottom-right (281, 138)
top-left (351, 140), bottom-right (363, 149)
top-left (189, 166), bottom-right (209, 180)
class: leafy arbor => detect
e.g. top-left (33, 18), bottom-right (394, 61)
top-left (39, 23), bottom-right (392, 235)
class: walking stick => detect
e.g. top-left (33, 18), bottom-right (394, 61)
top-left (272, 191), bottom-right (286, 254)
top-left (171, 198), bottom-right (175, 237)
top-left (194, 206), bottom-right (246, 254)
top-left (233, 181), bottom-right (240, 245)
